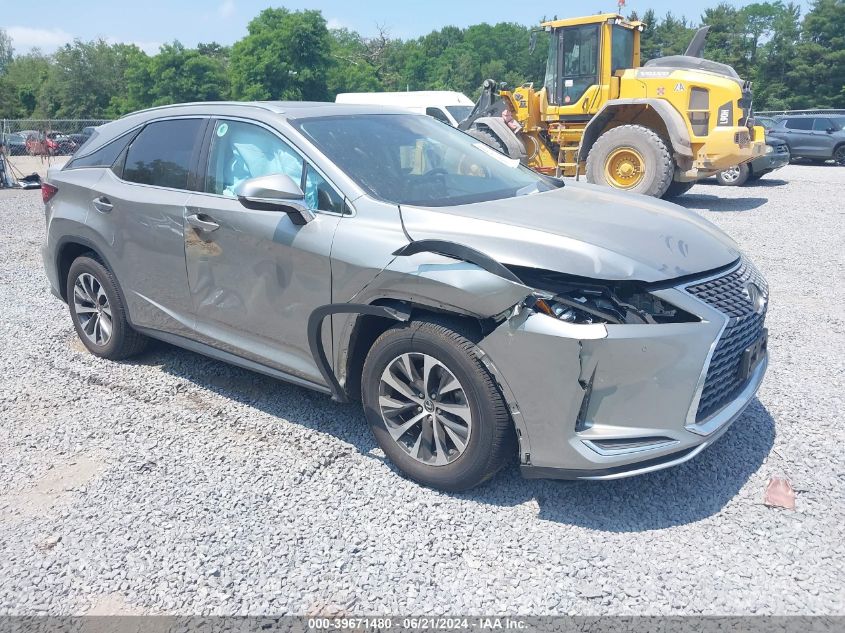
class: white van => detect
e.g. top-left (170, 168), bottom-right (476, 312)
top-left (334, 91), bottom-right (475, 127)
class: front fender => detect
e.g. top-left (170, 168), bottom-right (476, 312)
top-left (579, 99), bottom-right (694, 161)
top-left (327, 250), bottom-right (535, 401)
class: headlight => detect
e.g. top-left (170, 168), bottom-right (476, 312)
top-left (765, 144), bottom-right (774, 155)
top-left (535, 288), bottom-right (694, 325)
top-left (510, 266), bottom-right (699, 325)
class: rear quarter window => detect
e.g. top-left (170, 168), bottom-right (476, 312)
top-left (65, 131), bottom-right (136, 170)
top-left (785, 118), bottom-right (813, 130)
top-left (122, 118), bottom-right (204, 190)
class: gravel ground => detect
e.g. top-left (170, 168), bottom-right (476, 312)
top-left (0, 164), bottom-right (843, 616)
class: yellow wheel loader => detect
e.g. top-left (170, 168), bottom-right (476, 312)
top-left (459, 13), bottom-right (767, 198)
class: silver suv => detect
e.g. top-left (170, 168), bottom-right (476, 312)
top-left (767, 114), bottom-right (845, 165)
top-left (42, 102), bottom-right (769, 490)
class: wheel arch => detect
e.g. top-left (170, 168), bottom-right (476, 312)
top-left (55, 235), bottom-right (121, 303)
top-left (578, 99), bottom-right (693, 163)
top-left (335, 298), bottom-right (531, 466)
top-left (339, 300), bottom-right (492, 403)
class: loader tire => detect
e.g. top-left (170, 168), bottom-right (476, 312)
top-left (586, 125), bottom-right (674, 197)
top-left (466, 127), bottom-right (510, 156)
top-left (662, 180), bottom-right (695, 199)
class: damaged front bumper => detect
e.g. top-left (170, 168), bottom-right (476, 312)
top-left (476, 261), bottom-right (769, 480)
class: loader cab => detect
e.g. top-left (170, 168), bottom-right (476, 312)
top-left (541, 14), bottom-right (641, 114)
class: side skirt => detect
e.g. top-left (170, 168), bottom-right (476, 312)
top-left (134, 326), bottom-right (332, 395)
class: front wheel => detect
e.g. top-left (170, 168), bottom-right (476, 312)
top-left (716, 163), bottom-right (750, 186)
top-left (586, 125), bottom-right (674, 197)
top-left (834, 145), bottom-right (845, 166)
top-left (361, 319), bottom-right (514, 491)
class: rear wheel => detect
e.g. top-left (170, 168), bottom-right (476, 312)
top-left (662, 180), bottom-right (695, 199)
top-left (361, 319), bottom-right (514, 491)
top-left (716, 163), bottom-right (750, 186)
top-left (67, 255), bottom-right (148, 360)
top-left (586, 125), bottom-right (674, 197)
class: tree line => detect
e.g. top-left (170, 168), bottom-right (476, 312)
top-left (0, 0), bottom-right (842, 120)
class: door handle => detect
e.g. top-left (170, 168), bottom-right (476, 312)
top-left (186, 213), bottom-right (220, 232)
top-left (92, 196), bottom-right (113, 213)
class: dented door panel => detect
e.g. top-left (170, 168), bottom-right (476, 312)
top-left (184, 192), bottom-right (341, 383)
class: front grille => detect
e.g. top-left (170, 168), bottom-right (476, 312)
top-left (686, 258), bottom-right (768, 421)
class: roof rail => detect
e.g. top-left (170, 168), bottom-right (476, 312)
top-left (119, 101), bottom-right (280, 119)
top-left (756, 108), bottom-right (845, 116)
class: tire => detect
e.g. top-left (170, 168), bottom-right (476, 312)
top-left (834, 145), bottom-right (845, 166)
top-left (586, 124), bottom-right (674, 197)
top-left (361, 319), bottom-right (514, 491)
top-left (66, 255), bottom-right (148, 360)
top-left (466, 126), bottom-right (510, 155)
top-left (662, 180), bottom-right (695, 199)
top-left (716, 163), bottom-right (750, 186)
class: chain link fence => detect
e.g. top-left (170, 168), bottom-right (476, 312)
top-left (1, 119), bottom-right (112, 157)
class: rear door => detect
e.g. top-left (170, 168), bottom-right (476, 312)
top-left (809, 117), bottom-right (838, 158)
top-left (91, 117), bottom-right (207, 337)
top-left (183, 118), bottom-right (345, 385)
top-left (780, 118), bottom-right (814, 155)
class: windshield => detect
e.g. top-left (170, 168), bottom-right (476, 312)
top-left (296, 114), bottom-right (557, 206)
top-left (445, 105), bottom-right (473, 124)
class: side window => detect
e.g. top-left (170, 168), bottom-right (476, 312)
top-left (66, 131), bottom-right (134, 169)
top-left (785, 118), bottom-right (812, 130)
top-left (426, 107), bottom-right (451, 125)
top-left (304, 163), bottom-right (345, 213)
top-left (123, 119), bottom-right (203, 189)
top-left (611, 26), bottom-right (634, 74)
top-left (813, 118), bottom-right (832, 132)
top-left (205, 120), bottom-right (303, 197)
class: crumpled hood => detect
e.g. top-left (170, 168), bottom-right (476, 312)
top-left (399, 181), bottom-right (740, 283)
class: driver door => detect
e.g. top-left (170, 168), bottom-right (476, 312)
top-left (183, 119), bottom-right (344, 385)
top-left (546, 24), bottom-right (601, 113)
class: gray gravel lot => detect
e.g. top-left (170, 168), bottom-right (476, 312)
top-left (1, 164), bottom-right (843, 616)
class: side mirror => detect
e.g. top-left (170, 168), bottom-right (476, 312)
top-left (234, 173), bottom-right (315, 225)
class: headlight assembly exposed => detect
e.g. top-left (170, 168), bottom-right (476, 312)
top-left (509, 266), bottom-right (699, 325)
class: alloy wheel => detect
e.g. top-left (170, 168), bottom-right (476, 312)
top-left (721, 166), bottom-right (741, 183)
top-left (834, 146), bottom-right (845, 166)
top-left (378, 352), bottom-right (472, 466)
top-left (73, 272), bottom-right (113, 346)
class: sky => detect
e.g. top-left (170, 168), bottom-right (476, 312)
top-left (2, 0), bottom-right (814, 55)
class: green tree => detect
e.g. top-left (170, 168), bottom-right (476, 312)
top-left (40, 40), bottom-right (142, 118)
top-left (787, 0), bottom-right (845, 108)
top-left (0, 28), bottom-right (13, 75)
top-left (230, 8), bottom-right (331, 101)
top-left (1, 53), bottom-right (51, 117)
top-left (701, 4), bottom-right (746, 73)
top-left (326, 27), bottom-right (383, 96)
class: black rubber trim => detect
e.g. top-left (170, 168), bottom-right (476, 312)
top-left (307, 303), bottom-right (411, 403)
top-left (520, 446), bottom-right (699, 480)
top-left (392, 239), bottom-right (524, 285)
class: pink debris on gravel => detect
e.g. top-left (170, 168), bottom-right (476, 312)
top-left (764, 477), bottom-right (796, 509)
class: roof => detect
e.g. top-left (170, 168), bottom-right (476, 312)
top-left (540, 13), bottom-right (642, 29)
top-left (119, 100), bottom-right (414, 120)
top-left (82, 101), bottom-right (420, 158)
